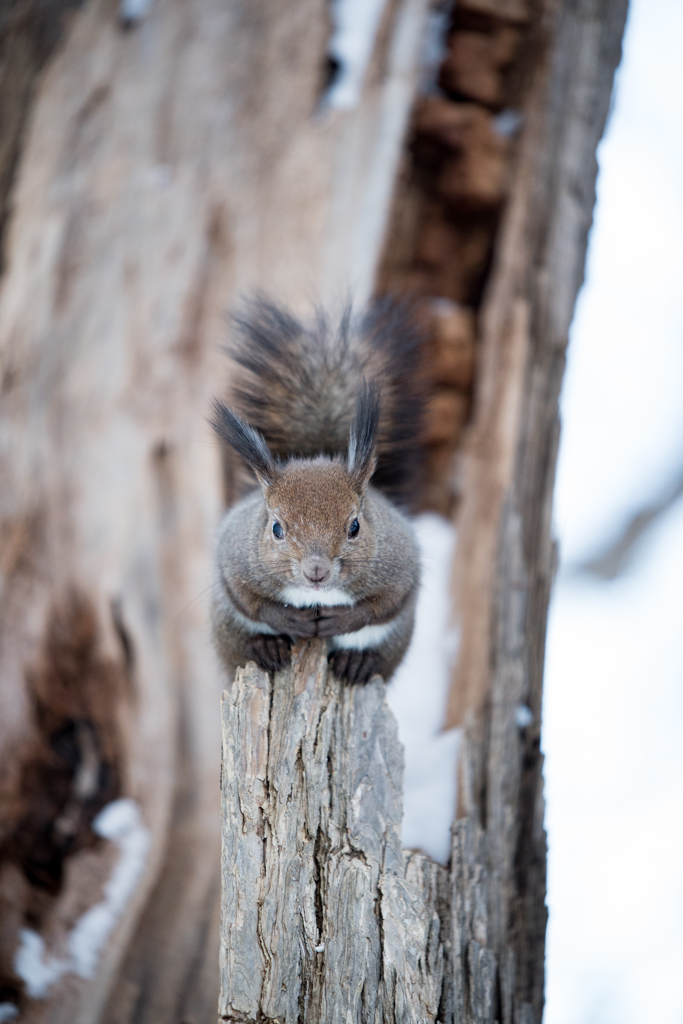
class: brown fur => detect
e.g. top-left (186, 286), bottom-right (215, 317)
top-left (222, 295), bottom-right (425, 509)
top-left (211, 298), bottom-right (423, 684)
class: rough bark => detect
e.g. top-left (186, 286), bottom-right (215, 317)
top-left (445, 1), bottom-right (628, 1021)
top-left (448, 0), bottom-right (630, 725)
top-left (0, 0), bottom-right (429, 1021)
top-left (218, 647), bottom-right (531, 1024)
top-left (220, 643), bottom-right (447, 1024)
top-left (219, 2), bottom-right (629, 1023)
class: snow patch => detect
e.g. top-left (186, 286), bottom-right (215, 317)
top-left (493, 109), bottom-right (523, 138)
top-left (69, 799), bottom-right (151, 978)
top-left (325, 0), bottom-right (389, 110)
top-left (515, 704), bottom-right (534, 729)
top-left (14, 799), bottom-right (150, 1000)
top-left (14, 931), bottom-right (69, 1000)
top-left (418, 4), bottom-right (451, 93)
top-left (119, 0), bottom-right (154, 27)
top-left (387, 513), bottom-right (460, 864)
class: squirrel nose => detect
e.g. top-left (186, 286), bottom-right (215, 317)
top-left (301, 555), bottom-right (332, 585)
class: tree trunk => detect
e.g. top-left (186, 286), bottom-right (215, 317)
top-left (0, 1), bottom-right (428, 1022)
top-left (218, 1), bottom-right (628, 1022)
top-left (220, 645), bottom-right (448, 1024)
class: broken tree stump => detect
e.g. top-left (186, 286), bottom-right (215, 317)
top-left (219, 641), bottom-right (500, 1024)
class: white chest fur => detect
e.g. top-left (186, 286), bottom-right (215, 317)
top-left (280, 585), bottom-right (355, 608)
top-left (241, 586), bottom-right (396, 651)
top-left (330, 620), bottom-right (398, 650)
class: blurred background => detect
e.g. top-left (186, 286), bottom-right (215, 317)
top-left (544, 0), bottom-right (683, 1019)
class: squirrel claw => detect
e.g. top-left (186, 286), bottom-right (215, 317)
top-left (328, 649), bottom-right (383, 686)
top-left (245, 634), bottom-right (293, 673)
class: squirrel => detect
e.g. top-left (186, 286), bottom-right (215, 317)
top-left (210, 296), bottom-right (424, 686)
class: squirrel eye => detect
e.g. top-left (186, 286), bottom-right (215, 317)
top-left (272, 521), bottom-right (284, 539)
top-left (348, 518), bottom-right (360, 538)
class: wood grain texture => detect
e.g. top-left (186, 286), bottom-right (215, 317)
top-left (446, 1), bottom-right (629, 1021)
top-left (449, 0), bottom-right (629, 725)
top-left (220, 642), bottom-right (447, 1024)
top-left (221, 646), bottom-right (575, 1023)
top-left (0, 0), bottom-right (430, 1020)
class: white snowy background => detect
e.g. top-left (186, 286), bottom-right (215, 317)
top-left (543, 0), bottom-right (683, 1019)
top-left (391, 0), bottom-right (683, 1018)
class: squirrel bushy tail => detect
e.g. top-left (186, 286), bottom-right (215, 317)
top-left (223, 295), bottom-right (425, 508)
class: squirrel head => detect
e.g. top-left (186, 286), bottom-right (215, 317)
top-left (212, 383), bottom-right (380, 595)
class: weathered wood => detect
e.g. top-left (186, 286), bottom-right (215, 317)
top-left (220, 642), bottom-right (447, 1024)
top-left (221, 645), bottom-right (568, 1023)
top-left (449, 0), bottom-right (630, 725)
top-left (0, 0), bottom-right (431, 1020)
top-left (218, 3), bottom-right (630, 1023)
top-left (444, 1), bottom-right (629, 1021)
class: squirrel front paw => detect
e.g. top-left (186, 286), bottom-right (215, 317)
top-left (314, 604), bottom-right (370, 638)
top-left (258, 603), bottom-right (318, 639)
top-left (245, 634), bottom-right (293, 673)
top-left (328, 649), bottom-right (383, 686)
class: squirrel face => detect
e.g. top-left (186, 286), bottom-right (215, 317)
top-left (260, 459), bottom-right (375, 594)
top-left (211, 379), bottom-right (381, 599)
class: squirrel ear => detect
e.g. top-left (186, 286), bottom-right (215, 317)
top-left (211, 400), bottom-right (277, 487)
top-left (347, 380), bottom-right (380, 489)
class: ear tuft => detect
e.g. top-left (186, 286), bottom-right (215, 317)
top-left (211, 400), bottom-right (276, 485)
top-left (347, 380), bottom-right (380, 488)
